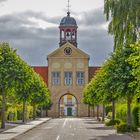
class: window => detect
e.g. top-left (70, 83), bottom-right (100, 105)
top-left (52, 72), bottom-right (60, 85)
top-left (64, 72), bottom-right (72, 85)
top-left (76, 72), bottom-right (84, 85)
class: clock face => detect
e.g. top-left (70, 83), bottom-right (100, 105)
top-left (64, 47), bottom-right (72, 55)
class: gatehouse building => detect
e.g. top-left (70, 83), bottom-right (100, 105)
top-left (33, 11), bottom-right (100, 117)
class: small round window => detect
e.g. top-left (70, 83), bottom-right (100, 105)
top-left (64, 47), bottom-right (72, 55)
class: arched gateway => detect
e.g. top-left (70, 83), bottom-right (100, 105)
top-left (58, 94), bottom-right (78, 117)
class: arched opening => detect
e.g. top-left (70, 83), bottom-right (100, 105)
top-left (58, 93), bottom-right (78, 117)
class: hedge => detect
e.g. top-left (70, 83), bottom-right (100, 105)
top-left (116, 104), bottom-right (127, 122)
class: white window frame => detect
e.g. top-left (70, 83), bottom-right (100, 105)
top-left (76, 72), bottom-right (85, 86)
top-left (52, 72), bottom-right (60, 85)
top-left (64, 72), bottom-right (72, 86)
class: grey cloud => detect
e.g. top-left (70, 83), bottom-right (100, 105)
top-left (78, 27), bottom-right (113, 66)
top-left (0, 8), bottom-right (113, 66)
top-left (18, 11), bottom-right (61, 24)
top-left (0, 0), bottom-right (7, 3)
top-left (0, 11), bottom-right (58, 40)
top-left (76, 7), bottom-right (113, 66)
top-left (75, 7), bottom-right (106, 27)
top-left (0, 11), bottom-right (59, 66)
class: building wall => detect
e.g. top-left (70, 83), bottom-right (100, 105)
top-left (47, 43), bottom-right (90, 117)
top-left (32, 47), bottom-right (101, 118)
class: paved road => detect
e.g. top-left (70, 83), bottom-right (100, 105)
top-left (13, 118), bottom-right (134, 140)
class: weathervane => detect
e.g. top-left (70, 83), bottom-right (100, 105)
top-left (67, 0), bottom-right (71, 14)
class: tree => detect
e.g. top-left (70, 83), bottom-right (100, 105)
top-left (0, 42), bottom-right (51, 126)
top-left (128, 39), bottom-right (140, 97)
top-left (104, 0), bottom-right (140, 128)
top-left (83, 69), bottom-right (106, 120)
top-left (30, 74), bottom-right (50, 120)
top-left (101, 57), bottom-right (120, 120)
top-left (0, 43), bottom-right (23, 128)
top-left (14, 61), bottom-right (35, 123)
top-left (108, 44), bottom-right (136, 127)
top-left (83, 41), bottom-right (137, 128)
top-left (104, 0), bottom-right (140, 50)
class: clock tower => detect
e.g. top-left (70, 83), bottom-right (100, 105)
top-left (47, 9), bottom-right (91, 117)
top-left (33, 1), bottom-right (101, 118)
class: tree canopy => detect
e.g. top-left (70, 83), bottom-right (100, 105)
top-left (104, 0), bottom-right (140, 49)
top-left (0, 43), bottom-right (51, 128)
top-left (82, 40), bottom-right (138, 127)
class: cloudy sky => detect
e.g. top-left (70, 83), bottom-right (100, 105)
top-left (0, 0), bottom-right (113, 66)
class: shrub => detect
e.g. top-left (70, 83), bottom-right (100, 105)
top-left (132, 105), bottom-right (140, 127)
top-left (105, 119), bottom-right (120, 126)
top-left (107, 112), bottom-right (112, 119)
top-left (26, 105), bottom-right (33, 119)
top-left (116, 122), bottom-right (138, 133)
top-left (139, 107), bottom-right (140, 126)
top-left (6, 107), bottom-right (17, 121)
top-left (116, 104), bottom-right (127, 122)
top-left (116, 123), bottom-right (128, 133)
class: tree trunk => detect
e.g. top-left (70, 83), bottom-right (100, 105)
top-left (33, 104), bottom-right (36, 120)
top-left (40, 106), bottom-right (43, 117)
top-left (97, 104), bottom-right (99, 120)
top-left (22, 100), bottom-right (26, 123)
top-left (112, 100), bottom-right (115, 120)
top-left (46, 109), bottom-right (48, 117)
top-left (88, 105), bottom-right (90, 117)
top-left (102, 104), bottom-right (105, 122)
top-left (1, 88), bottom-right (6, 129)
top-left (127, 96), bottom-right (131, 128)
top-left (92, 106), bottom-right (95, 117)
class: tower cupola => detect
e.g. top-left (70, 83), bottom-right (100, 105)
top-left (59, 11), bottom-right (78, 47)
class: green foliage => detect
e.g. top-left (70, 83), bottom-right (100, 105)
top-left (115, 103), bottom-right (140, 127)
top-left (107, 112), bottom-right (112, 119)
top-left (26, 105), bottom-right (33, 120)
top-left (132, 105), bottom-right (140, 127)
top-left (30, 74), bottom-right (51, 106)
top-left (116, 123), bottom-right (128, 133)
top-left (116, 122), bottom-right (138, 133)
top-left (83, 39), bottom-right (140, 129)
top-left (105, 104), bottom-right (112, 115)
top-left (0, 42), bottom-right (51, 127)
top-left (116, 104), bottom-right (127, 123)
top-left (104, 0), bottom-right (140, 49)
top-left (139, 106), bottom-right (140, 127)
top-left (128, 39), bottom-right (140, 95)
top-left (105, 119), bottom-right (120, 126)
top-left (6, 107), bottom-right (17, 121)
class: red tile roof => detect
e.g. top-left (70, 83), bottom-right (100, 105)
top-left (32, 66), bottom-right (48, 85)
top-left (88, 67), bottom-right (100, 82)
top-left (32, 66), bottom-right (100, 84)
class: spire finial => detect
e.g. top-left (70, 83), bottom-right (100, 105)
top-left (67, 0), bottom-right (70, 16)
top-left (67, 0), bottom-right (70, 12)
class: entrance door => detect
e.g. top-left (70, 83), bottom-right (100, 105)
top-left (67, 107), bottom-right (72, 116)
top-left (59, 94), bottom-right (77, 117)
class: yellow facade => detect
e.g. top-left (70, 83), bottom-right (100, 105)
top-left (47, 42), bottom-right (90, 117)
